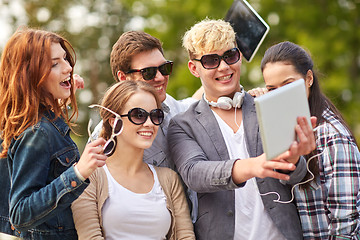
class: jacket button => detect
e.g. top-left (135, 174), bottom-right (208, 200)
top-left (11, 225), bottom-right (15, 230)
top-left (71, 181), bottom-right (77, 187)
top-left (66, 157), bottom-right (70, 163)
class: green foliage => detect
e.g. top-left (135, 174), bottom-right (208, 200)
top-left (2, 0), bottom-right (360, 147)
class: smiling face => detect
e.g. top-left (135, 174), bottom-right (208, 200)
top-left (116, 90), bottom-right (159, 150)
top-left (43, 42), bottom-right (73, 101)
top-left (262, 61), bottom-right (313, 97)
top-left (123, 49), bottom-right (169, 103)
top-left (189, 46), bottom-right (242, 102)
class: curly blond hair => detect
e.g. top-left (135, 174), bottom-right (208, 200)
top-left (182, 18), bottom-right (236, 59)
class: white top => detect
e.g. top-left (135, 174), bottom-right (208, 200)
top-left (160, 94), bottom-right (198, 135)
top-left (213, 111), bottom-right (286, 240)
top-left (101, 164), bottom-right (171, 240)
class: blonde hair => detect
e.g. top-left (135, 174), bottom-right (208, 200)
top-left (182, 18), bottom-right (236, 59)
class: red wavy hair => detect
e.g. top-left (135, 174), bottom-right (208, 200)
top-left (0, 27), bottom-right (78, 158)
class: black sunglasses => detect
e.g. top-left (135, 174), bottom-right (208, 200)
top-left (120, 108), bottom-right (164, 126)
top-left (192, 48), bottom-right (241, 69)
top-left (88, 104), bottom-right (124, 156)
top-left (125, 61), bottom-right (173, 80)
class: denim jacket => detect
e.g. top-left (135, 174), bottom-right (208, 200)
top-left (7, 110), bottom-right (88, 240)
top-left (0, 151), bottom-right (16, 236)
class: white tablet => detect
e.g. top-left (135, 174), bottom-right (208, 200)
top-left (225, 0), bottom-right (270, 62)
top-left (254, 79), bottom-right (311, 160)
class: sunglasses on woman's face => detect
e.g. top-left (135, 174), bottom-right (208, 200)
top-left (192, 48), bottom-right (241, 69)
top-left (125, 61), bottom-right (173, 81)
top-left (120, 108), bottom-right (164, 126)
top-left (88, 104), bottom-right (124, 156)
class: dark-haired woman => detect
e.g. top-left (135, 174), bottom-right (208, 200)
top-left (261, 41), bottom-right (360, 239)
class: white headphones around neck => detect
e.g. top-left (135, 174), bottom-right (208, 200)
top-left (204, 85), bottom-right (245, 110)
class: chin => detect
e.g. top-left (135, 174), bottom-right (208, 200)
top-left (159, 93), bottom-right (166, 102)
top-left (142, 142), bottom-right (155, 149)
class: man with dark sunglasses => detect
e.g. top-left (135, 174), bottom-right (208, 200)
top-left (167, 19), bottom-right (316, 240)
top-left (89, 31), bottom-right (199, 223)
top-left (90, 31), bottom-right (197, 168)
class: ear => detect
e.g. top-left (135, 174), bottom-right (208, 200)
top-left (108, 117), bottom-right (115, 127)
top-left (188, 60), bottom-right (200, 78)
top-left (305, 69), bottom-right (314, 87)
top-left (117, 70), bottom-right (127, 82)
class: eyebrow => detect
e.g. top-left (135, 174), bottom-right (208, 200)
top-left (51, 52), bottom-right (67, 61)
top-left (266, 78), bottom-right (295, 88)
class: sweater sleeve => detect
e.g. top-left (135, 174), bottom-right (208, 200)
top-left (72, 168), bottom-right (105, 240)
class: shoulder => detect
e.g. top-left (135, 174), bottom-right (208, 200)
top-left (29, 114), bottom-right (69, 137)
top-left (171, 99), bottom-right (203, 121)
top-left (168, 100), bottom-right (207, 136)
top-left (13, 117), bottom-right (51, 146)
top-left (242, 92), bottom-right (256, 112)
top-left (318, 109), bottom-right (354, 140)
top-left (89, 167), bottom-right (107, 183)
top-left (164, 94), bottom-right (198, 115)
top-left (314, 110), bottom-right (358, 153)
top-left (154, 166), bottom-right (179, 183)
top-left (154, 166), bottom-right (177, 176)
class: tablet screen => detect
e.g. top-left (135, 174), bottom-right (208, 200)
top-left (225, 0), bottom-right (270, 62)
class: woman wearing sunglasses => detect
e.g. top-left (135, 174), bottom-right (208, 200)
top-left (0, 27), bottom-right (107, 239)
top-left (72, 80), bottom-right (195, 240)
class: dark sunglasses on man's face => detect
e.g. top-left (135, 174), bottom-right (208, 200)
top-left (192, 48), bottom-right (241, 69)
top-left (88, 104), bottom-right (124, 156)
top-left (126, 61), bottom-right (173, 81)
top-left (120, 108), bottom-right (164, 126)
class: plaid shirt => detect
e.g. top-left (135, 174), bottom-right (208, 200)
top-left (294, 109), bottom-right (360, 239)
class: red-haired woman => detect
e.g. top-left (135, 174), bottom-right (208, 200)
top-left (0, 27), bottom-right (107, 239)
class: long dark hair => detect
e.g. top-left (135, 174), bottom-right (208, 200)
top-left (261, 41), bottom-right (356, 186)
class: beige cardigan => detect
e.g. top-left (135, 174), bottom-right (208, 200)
top-left (71, 166), bottom-right (195, 240)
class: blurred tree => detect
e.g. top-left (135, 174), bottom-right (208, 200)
top-left (0, 0), bottom-right (132, 150)
top-left (123, 0), bottom-right (360, 141)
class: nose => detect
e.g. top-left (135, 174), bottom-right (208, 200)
top-left (142, 115), bottom-right (155, 127)
top-left (217, 59), bottom-right (230, 71)
top-left (63, 60), bottom-right (73, 74)
top-left (153, 69), bottom-right (166, 82)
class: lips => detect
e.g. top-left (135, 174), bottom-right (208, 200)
top-left (138, 131), bottom-right (153, 137)
top-left (216, 74), bottom-right (233, 81)
top-left (154, 85), bottom-right (163, 91)
top-left (60, 77), bottom-right (71, 87)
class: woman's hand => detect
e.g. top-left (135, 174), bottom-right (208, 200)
top-left (73, 74), bottom-right (84, 92)
top-left (76, 138), bottom-right (107, 179)
top-left (247, 87), bottom-right (268, 97)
